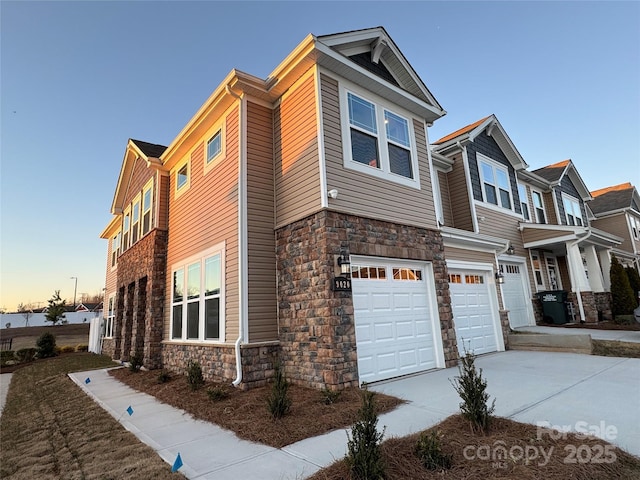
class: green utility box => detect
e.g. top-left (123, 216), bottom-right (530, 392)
top-left (537, 290), bottom-right (570, 325)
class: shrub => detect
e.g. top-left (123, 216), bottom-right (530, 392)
top-left (157, 370), bottom-right (171, 383)
top-left (186, 360), bottom-right (204, 390)
top-left (75, 344), bottom-right (89, 352)
top-left (625, 266), bottom-right (640, 308)
top-left (610, 254), bottom-right (636, 316)
top-left (613, 314), bottom-right (635, 325)
top-left (60, 345), bottom-right (75, 353)
top-left (16, 348), bottom-right (37, 363)
top-left (207, 385), bottom-right (229, 402)
top-left (451, 351), bottom-right (495, 433)
top-left (346, 388), bottom-right (385, 480)
top-left (0, 350), bottom-right (15, 362)
top-left (267, 361), bottom-right (292, 419)
top-left (129, 352), bottom-right (144, 373)
top-left (320, 387), bottom-right (342, 405)
top-left (415, 429), bottom-right (452, 471)
top-left (36, 332), bottom-right (57, 358)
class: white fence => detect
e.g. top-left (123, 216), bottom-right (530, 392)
top-left (1, 311), bottom-right (101, 329)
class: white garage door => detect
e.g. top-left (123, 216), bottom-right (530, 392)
top-left (449, 270), bottom-right (498, 356)
top-left (500, 262), bottom-right (532, 329)
top-left (352, 259), bottom-right (438, 384)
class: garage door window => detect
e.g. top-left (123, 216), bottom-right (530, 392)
top-left (393, 268), bottom-right (423, 280)
top-left (465, 274), bottom-right (484, 284)
top-left (351, 264), bottom-right (386, 279)
top-left (449, 273), bottom-right (462, 283)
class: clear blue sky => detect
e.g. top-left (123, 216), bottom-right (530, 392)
top-left (1, 1), bottom-right (638, 311)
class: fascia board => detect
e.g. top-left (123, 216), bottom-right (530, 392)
top-left (99, 216), bottom-right (120, 239)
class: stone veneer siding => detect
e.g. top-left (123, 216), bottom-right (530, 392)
top-left (567, 291), bottom-right (599, 323)
top-left (109, 229), bottom-right (167, 369)
top-left (499, 310), bottom-right (510, 349)
top-left (276, 210), bottom-right (457, 390)
top-left (161, 342), bottom-right (279, 390)
top-left (594, 292), bottom-right (613, 322)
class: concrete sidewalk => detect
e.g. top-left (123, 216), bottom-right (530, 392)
top-left (515, 325), bottom-right (640, 343)
top-left (69, 351), bottom-right (640, 479)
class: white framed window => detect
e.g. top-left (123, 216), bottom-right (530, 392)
top-left (105, 294), bottom-right (115, 338)
top-left (131, 194), bottom-right (141, 244)
top-left (545, 254), bottom-right (561, 290)
top-left (142, 180), bottom-right (153, 235)
top-left (530, 251), bottom-right (545, 291)
top-left (122, 207), bottom-right (131, 251)
top-left (110, 231), bottom-right (121, 269)
top-left (171, 244), bottom-right (224, 342)
top-left (518, 184), bottom-right (531, 222)
top-left (175, 161), bottom-right (190, 197)
top-left (562, 194), bottom-right (583, 226)
top-left (532, 190), bottom-right (546, 224)
top-left (340, 86), bottom-right (420, 188)
top-left (478, 155), bottom-right (512, 210)
top-left (631, 216), bottom-right (640, 240)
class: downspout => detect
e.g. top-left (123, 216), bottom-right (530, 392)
top-left (567, 229), bottom-right (593, 322)
top-left (227, 84), bottom-right (246, 387)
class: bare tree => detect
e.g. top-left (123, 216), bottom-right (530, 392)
top-left (17, 303), bottom-right (34, 327)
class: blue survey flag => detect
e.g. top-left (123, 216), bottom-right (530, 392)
top-left (85, 377), bottom-right (91, 384)
top-left (172, 452), bottom-right (183, 472)
top-left (126, 405), bottom-right (134, 416)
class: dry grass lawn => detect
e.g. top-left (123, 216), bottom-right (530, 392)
top-left (592, 340), bottom-right (640, 358)
top-left (0, 354), bottom-right (184, 479)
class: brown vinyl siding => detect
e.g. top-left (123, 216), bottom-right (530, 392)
top-left (165, 107), bottom-right (240, 342)
top-left (591, 214), bottom-right (632, 253)
top-left (246, 100), bottom-right (277, 342)
top-left (274, 72), bottom-right (321, 228)
top-left (543, 191), bottom-right (558, 224)
top-left (557, 256), bottom-right (571, 291)
top-left (443, 246), bottom-right (495, 264)
top-left (447, 155), bottom-right (474, 231)
top-left (521, 227), bottom-right (572, 244)
top-left (438, 171), bottom-right (454, 227)
top-left (321, 74), bottom-right (437, 229)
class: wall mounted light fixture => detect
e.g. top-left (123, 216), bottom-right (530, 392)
top-left (495, 272), bottom-right (505, 284)
top-left (506, 245), bottom-right (515, 255)
top-left (337, 251), bottom-right (351, 275)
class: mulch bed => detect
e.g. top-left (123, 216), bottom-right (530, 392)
top-left (109, 368), bottom-right (404, 448)
top-left (561, 321), bottom-right (640, 331)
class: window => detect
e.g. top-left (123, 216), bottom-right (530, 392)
top-left (343, 88), bottom-right (419, 187)
top-left (176, 162), bottom-right (189, 193)
top-left (465, 274), bottom-right (484, 284)
top-left (131, 196), bottom-right (140, 244)
top-left (531, 252), bottom-right (545, 290)
top-left (393, 268), bottom-right (423, 281)
top-left (632, 216), bottom-right (640, 240)
top-left (532, 191), bottom-right (546, 224)
top-left (207, 130), bottom-right (222, 164)
top-left (142, 181), bottom-right (153, 235)
top-left (105, 294), bottom-right (115, 338)
top-left (122, 209), bottom-right (131, 250)
top-left (111, 231), bottom-right (121, 268)
top-left (351, 265), bottom-right (386, 279)
top-left (171, 246), bottom-right (223, 341)
top-left (518, 184), bottom-right (530, 221)
top-left (563, 195), bottom-right (583, 226)
top-left (448, 273), bottom-right (462, 284)
top-left (479, 156), bottom-right (512, 210)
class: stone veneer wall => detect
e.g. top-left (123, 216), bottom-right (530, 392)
top-left (276, 210), bottom-right (457, 390)
top-left (161, 342), bottom-right (279, 390)
top-left (532, 297), bottom-right (544, 325)
top-left (594, 292), bottom-right (613, 322)
top-left (499, 310), bottom-right (510, 349)
top-left (567, 291), bottom-right (598, 323)
top-left (111, 229), bottom-right (167, 369)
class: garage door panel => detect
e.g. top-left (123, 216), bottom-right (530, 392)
top-left (500, 262), bottom-right (531, 328)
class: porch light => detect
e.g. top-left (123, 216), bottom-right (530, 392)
top-left (495, 272), bottom-right (505, 284)
top-left (506, 245), bottom-right (515, 255)
top-left (337, 251), bottom-right (351, 275)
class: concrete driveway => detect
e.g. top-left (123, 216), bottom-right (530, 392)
top-left (369, 351), bottom-right (640, 456)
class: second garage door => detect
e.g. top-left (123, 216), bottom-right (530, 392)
top-left (449, 269), bottom-right (499, 356)
top-left (352, 258), bottom-right (441, 384)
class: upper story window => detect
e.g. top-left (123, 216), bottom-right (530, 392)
top-left (111, 231), bottom-right (121, 269)
top-left (177, 163), bottom-right (189, 190)
top-left (532, 191), bottom-right (546, 224)
top-left (562, 195), bottom-right (583, 226)
top-left (131, 196), bottom-right (141, 244)
top-left (478, 155), bottom-right (512, 210)
top-left (122, 208), bottom-right (131, 250)
top-left (104, 294), bottom-right (115, 338)
top-left (518, 184), bottom-right (531, 221)
top-left (207, 130), bottom-right (222, 164)
top-left (341, 87), bottom-right (419, 188)
top-left (630, 215), bottom-right (640, 240)
top-left (142, 180), bottom-right (153, 236)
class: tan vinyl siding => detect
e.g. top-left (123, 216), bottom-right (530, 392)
top-left (443, 246), bottom-right (495, 264)
top-left (438, 171), bottom-right (454, 227)
top-left (157, 174), bottom-right (169, 231)
top-left (246, 100), bottom-right (277, 342)
top-left (521, 227), bottom-right (572, 244)
top-left (447, 155), bottom-right (474, 231)
top-left (165, 107), bottom-right (240, 342)
top-left (543, 191), bottom-right (558, 224)
top-left (557, 256), bottom-right (571, 291)
top-left (124, 157), bottom-right (153, 206)
top-left (274, 72), bottom-right (321, 228)
top-left (321, 74), bottom-right (437, 229)
top-left (591, 214), bottom-right (632, 253)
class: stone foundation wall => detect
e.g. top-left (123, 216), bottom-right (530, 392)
top-left (594, 292), bottom-right (613, 322)
top-left (566, 291), bottom-right (599, 323)
top-left (499, 310), bottom-right (510, 349)
top-left (532, 297), bottom-right (544, 325)
top-left (161, 342), bottom-right (279, 389)
top-left (276, 210), bottom-right (456, 390)
top-left (102, 338), bottom-right (115, 358)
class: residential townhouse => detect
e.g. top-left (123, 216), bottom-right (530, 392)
top-left (101, 27), bottom-right (468, 389)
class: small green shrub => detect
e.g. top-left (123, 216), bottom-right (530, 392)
top-left (36, 332), bottom-right (57, 358)
top-left (60, 345), bottom-right (75, 353)
top-left (267, 361), bottom-right (292, 419)
top-left (16, 348), bottom-right (37, 363)
top-left (207, 385), bottom-right (229, 402)
top-left (320, 387), bottom-right (342, 405)
top-left (451, 351), bottom-right (495, 433)
top-left (415, 429), bottom-right (452, 471)
top-left (613, 314), bottom-right (635, 325)
top-left (75, 344), bottom-right (89, 352)
top-left (129, 352), bottom-right (144, 373)
top-left (157, 370), bottom-right (171, 383)
top-left (346, 388), bottom-right (385, 480)
top-left (0, 350), bottom-right (15, 363)
top-left (186, 360), bottom-right (204, 390)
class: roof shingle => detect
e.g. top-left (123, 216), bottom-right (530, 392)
top-left (131, 139), bottom-right (167, 158)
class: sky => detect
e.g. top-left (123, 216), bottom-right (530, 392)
top-left (1, 1), bottom-right (639, 312)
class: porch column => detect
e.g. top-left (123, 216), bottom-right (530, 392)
top-left (584, 245), bottom-right (605, 293)
top-left (565, 242), bottom-right (590, 291)
top-left (597, 248), bottom-right (612, 291)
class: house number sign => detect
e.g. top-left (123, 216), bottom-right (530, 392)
top-left (332, 276), bottom-right (352, 292)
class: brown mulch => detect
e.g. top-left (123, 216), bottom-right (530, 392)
top-left (109, 368), bottom-right (404, 448)
top-left (309, 414), bottom-right (640, 479)
top-left (559, 321), bottom-right (640, 331)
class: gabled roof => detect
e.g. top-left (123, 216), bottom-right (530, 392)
top-left (433, 114), bottom-right (528, 170)
top-left (532, 159), bottom-right (591, 201)
top-left (589, 182), bottom-right (639, 215)
top-left (131, 139), bottom-right (167, 158)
